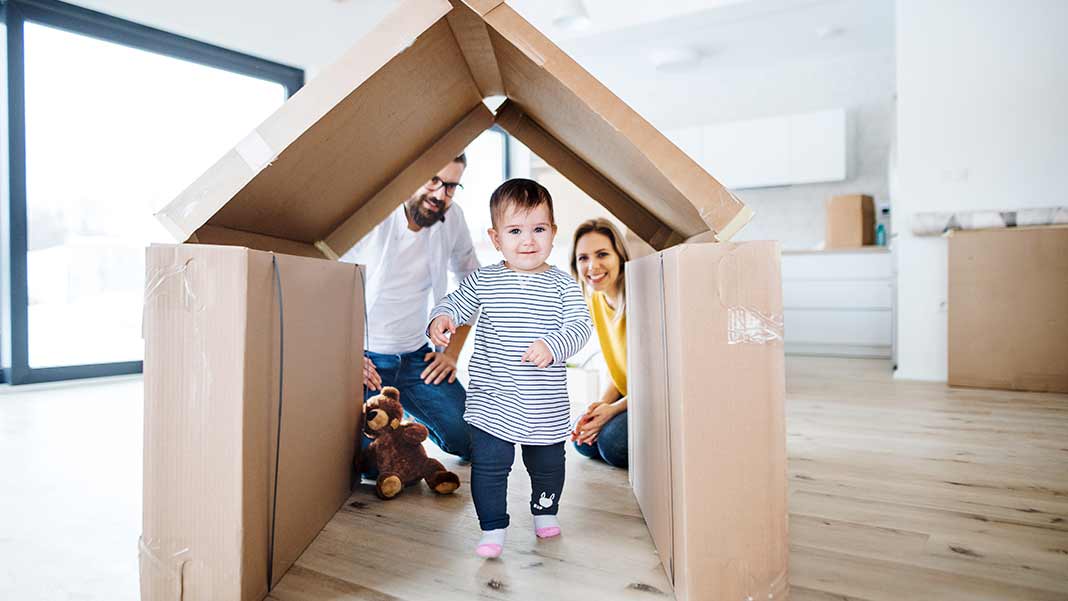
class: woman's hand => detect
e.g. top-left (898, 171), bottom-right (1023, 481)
top-left (572, 402), bottom-right (619, 445)
top-left (570, 401), bottom-right (605, 441)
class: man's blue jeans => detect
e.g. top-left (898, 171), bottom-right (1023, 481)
top-left (360, 345), bottom-right (471, 478)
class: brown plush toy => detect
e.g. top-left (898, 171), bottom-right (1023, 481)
top-left (358, 386), bottom-right (461, 499)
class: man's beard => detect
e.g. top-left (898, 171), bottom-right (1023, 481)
top-left (406, 193), bottom-right (448, 228)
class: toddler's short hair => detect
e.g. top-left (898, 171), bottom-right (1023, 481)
top-left (489, 178), bottom-right (555, 229)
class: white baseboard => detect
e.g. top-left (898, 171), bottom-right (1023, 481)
top-left (785, 342), bottom-right (891, 359)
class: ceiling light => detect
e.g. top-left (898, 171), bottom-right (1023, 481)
top-left (817, 26), bottom-right (844, 39)
top-left (648, 47), bottom-right (703, 73)
top-left (553, 0), bottom-right (591, 32)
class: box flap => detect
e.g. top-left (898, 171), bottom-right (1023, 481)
top-left (482, 2), bottom-right (751, 246)
top-left (156, 0), bottom-right (752, 257)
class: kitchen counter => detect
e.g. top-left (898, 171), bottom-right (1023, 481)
top-left (781, 248), bottom-right (894, 359)
top-left (782, 246), bottom-right (890, 255)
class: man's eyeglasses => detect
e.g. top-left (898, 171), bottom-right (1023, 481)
top-left (426, 176), bottom-right (464, 197)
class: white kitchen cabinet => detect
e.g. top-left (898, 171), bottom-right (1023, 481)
top-left (703, 117), bottom-right (791, 188)
top-left (781, 248), bottom-right (894, 358)
top-left (788, 109), bottom-right (847, 185)
top-left (665, 109), bottom-right (847, 189)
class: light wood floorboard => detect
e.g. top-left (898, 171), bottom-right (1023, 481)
top-left (273, 357), bottom-right (1068, 600)
top-left (1, 358), bottom-right (1065, 600)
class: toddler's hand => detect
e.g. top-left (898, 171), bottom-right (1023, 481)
top-left (428, 315), bottom-right (456, 347)
top-left (521, 339), bottom-right (554, 369)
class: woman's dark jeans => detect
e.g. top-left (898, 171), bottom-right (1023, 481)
top-left (573, 410), bottom-right (628, 468)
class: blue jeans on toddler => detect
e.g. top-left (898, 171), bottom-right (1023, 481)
top-left (573, 409), bottom-right (628, 468)
top-left (468, 425), bottom-right (565, 531)
top-left (359, 345), bottom-right (471, 478)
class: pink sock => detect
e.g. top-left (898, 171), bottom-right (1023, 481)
top-left (476, 528), bottom-right (506, 558)
top-left (534, 515), bottom-right (561, 538)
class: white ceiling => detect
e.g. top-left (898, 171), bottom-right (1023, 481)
top-left (541, 0), bottom-right (896, 77)
top-left (61, 0), bottom-right (894, 77)
top-left (508, 0), bottom-right (758, 41)
top-left (63, 0), bottom-right (402, 70)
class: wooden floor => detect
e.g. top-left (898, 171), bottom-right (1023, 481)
top-left (269, 357), bottom-right (1068, 601)
top-left (784, 358), bottom-right (1067, 601)
top-left (1, 357), bottom-right (1066, 600)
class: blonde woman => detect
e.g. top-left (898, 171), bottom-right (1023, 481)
top-left (569, 219), bottom-right (630, 468)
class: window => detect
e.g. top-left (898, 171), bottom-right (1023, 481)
top-left (3, 0), bottom-right (303, 384)
top-left (455, 127), bottom-right (509, 268)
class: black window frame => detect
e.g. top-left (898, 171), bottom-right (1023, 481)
top-left (1, 0), bottom-right (303, 385)
top-left (491, 124), bottom-right (511, 180)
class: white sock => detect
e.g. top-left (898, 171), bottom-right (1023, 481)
top-left (479, 528), bottom-right (507, 547)
top-left (533, 515), bottom-right (559, 530)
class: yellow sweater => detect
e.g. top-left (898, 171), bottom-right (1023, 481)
top-left (587, 291), bottom-right (627, 397)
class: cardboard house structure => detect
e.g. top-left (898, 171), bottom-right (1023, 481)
top-left (142, 1), bottom-right (788, 600)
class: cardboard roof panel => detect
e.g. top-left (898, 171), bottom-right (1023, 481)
top-left (486, 18), bottom-right (702, 239)
top-left (156, 0), bottom-right (752, 258)
top-left (323, 103), bottom-right (495, 257)
top-left (156, 0), bottom-right (468, 249)
top-left (444, 1), bottom-right (505, 98)
top-left (479, 2), bottom-right (751, 242)
top-left (208, 19), bottom-right (483, 243)
top-left (496, 100), bottom-right (684, 249)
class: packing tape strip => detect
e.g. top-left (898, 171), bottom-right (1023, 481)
top-left (138, 536), bottom-right (190, 601)
top-left (155, 210), bottom-right (192, 243)
top-left (315, 240), bottom-right (340, 260)
top-left (235, 130), bottom-right (277, 172)
top-left (714, 205), bottom-right (755, 242)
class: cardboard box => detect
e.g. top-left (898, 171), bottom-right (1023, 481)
top-left (948, 226), bottom-right (1068, 393)
top-left (147, 0), bottom-right (774, 598)
top-left (628, 242), bottom-right (788, 601)
top-left (825, 194), bottom-right (874, 248)
top-left (141, 244), bottom-right (363, 600)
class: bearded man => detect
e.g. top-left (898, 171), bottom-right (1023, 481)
top-left (342, 154), bottom-right (479, 467)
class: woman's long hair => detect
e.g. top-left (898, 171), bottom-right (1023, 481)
top-left (570, 218), bottom-right (630, 322)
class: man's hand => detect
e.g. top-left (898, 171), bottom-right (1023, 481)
top-left (363, 356), bottom-right (382, 392)
top-left (421, 352), bottom-right (458, 385)
top-left (428, 315), bottom-right (456, 347)
top-left (521, 339), bottom-right (554, 369)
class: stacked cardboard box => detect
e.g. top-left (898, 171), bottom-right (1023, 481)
top-left (825, 194), bottom-right (874, 248)
top-left (948, 226), bottom-right (1068, 393)
top-left (144, 1), bottom-right (787, 599)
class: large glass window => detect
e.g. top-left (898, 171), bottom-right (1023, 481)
top-left (22, 23), bottom-right (285, 368)
top-left (3, 0), bottom-right (302, 383)
top-left (458, 128), bottom-right (509, 267)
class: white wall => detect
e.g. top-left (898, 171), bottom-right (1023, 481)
top-left (894, 0), bottom-right (1068, 380)
top-left (580, 49), bottom-right (896, 250)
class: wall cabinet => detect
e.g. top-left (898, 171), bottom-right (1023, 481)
top-left (666, 109), bottom-right (847, 189)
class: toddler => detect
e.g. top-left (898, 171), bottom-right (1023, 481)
top-left (427, 178), bottom-right (592, 559)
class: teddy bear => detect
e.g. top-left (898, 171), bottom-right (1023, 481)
top-left (357, 386), bottom-right (461, 500)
